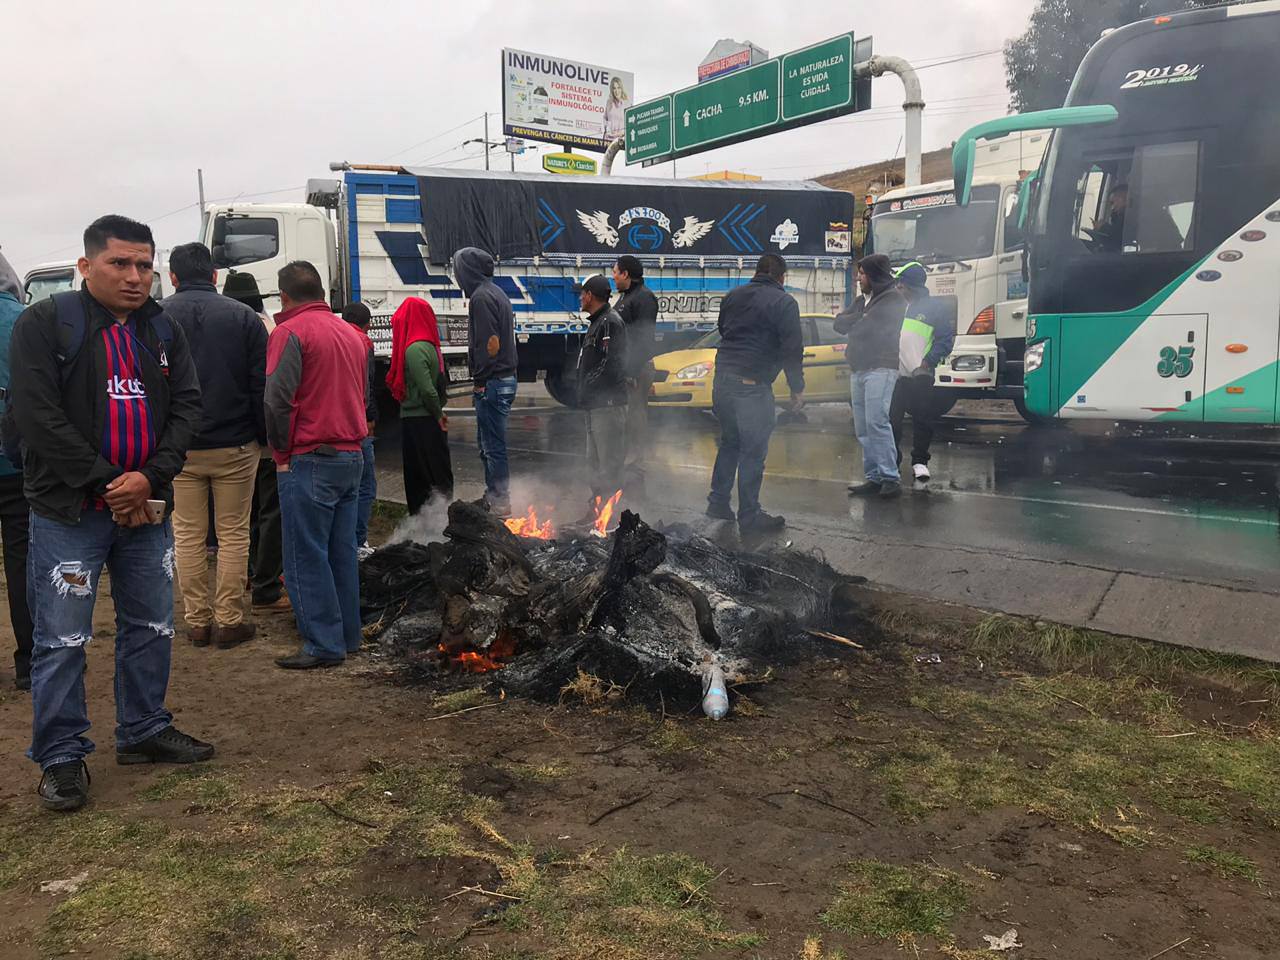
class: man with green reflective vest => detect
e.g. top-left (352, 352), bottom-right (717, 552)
top-left (889, 262), bottom-right (955, 482)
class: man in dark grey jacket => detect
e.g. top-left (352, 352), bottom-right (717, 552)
top-left (163, 242), bottom-right (267, 649)
top-left (707, 254), bottom-right (804, 534)
top-left (453, 247), bottom-right (517, 516)
top-left (612, 255), bottom-right (657, 497)
top-left (576, 275), bottom-right (629, 507)
top-left (835, 254), bottom-right (906, 498)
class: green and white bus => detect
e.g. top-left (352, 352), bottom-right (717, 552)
top-left (952, 1), bottom-right (1280, 423)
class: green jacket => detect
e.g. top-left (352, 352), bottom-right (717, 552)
top-left (401, 341), bottom-right (443, 419)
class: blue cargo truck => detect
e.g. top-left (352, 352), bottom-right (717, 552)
top-left (199, 165), bottom-right (854, 403)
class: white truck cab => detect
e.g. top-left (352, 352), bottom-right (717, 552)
top-left (866, 130), bottom-right (1047, 419)
top-left (199, 200), bottom-right (339, 317)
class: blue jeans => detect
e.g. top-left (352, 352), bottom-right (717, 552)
top-left (356, 436), bottom-right (376, 545)
top-left (278, 452), bottom-right (363, 660)
top-left (708, 375), bottom-right (776, 524)
top-left (851, 368), bottom-right (901, 484)
top-left (475, 376), bottom-right (517, 502)
top-left (27, 509), bottom-right (175, 770)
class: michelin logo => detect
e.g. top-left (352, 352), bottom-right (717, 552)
top-left (770, 219), bottom-right (799, 250)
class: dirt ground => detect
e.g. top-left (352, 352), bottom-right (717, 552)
top-left (0, 514), bottom-right (1277, 960)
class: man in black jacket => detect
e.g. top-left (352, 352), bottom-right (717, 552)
top-left (575, 275), bottom-right (629, 508)
top-left (9, 215), bottom-right (212, 812)
top-left (163, 242), bottom-right (267, 649)
top-left (835, 254), bottom-right (906, 498)
top-left (707, 254), bottom-right (804, 534)
top-left (612, 255), bottom-right (657, 497)
top-left (453, 247), bottom-right (517, 517)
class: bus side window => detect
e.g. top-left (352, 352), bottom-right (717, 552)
top-left (1072, 141), bottom-right (1199, 255)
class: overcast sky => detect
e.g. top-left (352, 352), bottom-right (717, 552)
top-left (0, 0), bottom-right (1033, 273)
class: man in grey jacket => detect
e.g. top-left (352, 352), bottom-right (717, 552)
top-left (453, 247), bottom-right (517, 517)
top-left (835, 254), bottom-right (906, 498)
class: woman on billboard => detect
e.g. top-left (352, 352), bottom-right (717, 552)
top-left (604, 75), bottom-right (629, 140)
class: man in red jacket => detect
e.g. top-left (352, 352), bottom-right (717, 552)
top-left (265, 261), bottom-right (369, 669)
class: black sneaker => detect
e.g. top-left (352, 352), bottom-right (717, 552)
top-left (705, 502), bottom-right (736, 522)
top-left (740, 511), bottom-right (786, 534)
top-left (117, 726), bottom-right (215, 765)
top-left (847, 480), bottom-right (880, 496)
top-left (879, 481), bottom-right (903, 499)
top-left (38, 760), bottom-right (89, 812)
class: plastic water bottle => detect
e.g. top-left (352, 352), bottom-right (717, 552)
top-left (702, 664), bottom-right (729, 720)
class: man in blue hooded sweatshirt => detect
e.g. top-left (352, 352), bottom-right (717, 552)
top-left (452, 247), bottom-right (517, 517)
top-left (0, 249), bottom-right (33, 690)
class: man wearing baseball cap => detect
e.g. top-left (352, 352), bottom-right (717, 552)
top-left (890, 262), bottom-right (955, 481)
top-left (575, 275), bottom-right (629, 512)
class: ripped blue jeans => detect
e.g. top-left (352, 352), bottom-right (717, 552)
top-left (27, 509), bottom-right (175, 770)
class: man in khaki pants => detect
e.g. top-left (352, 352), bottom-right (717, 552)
top-left (162, 243), bottom-right (267, 648)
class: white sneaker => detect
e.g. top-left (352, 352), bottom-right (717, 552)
top-left (357, 542), bottom-right (375, 560)
top-left (912, 463), bottom-right (931, 482)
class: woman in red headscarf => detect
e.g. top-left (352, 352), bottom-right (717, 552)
top-left (386, 297), bottom-right (454, 514)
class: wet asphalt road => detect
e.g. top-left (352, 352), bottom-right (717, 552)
top-left (372, 387), bottom-right (1280, 597)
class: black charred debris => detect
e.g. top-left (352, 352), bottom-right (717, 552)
top-left (359, 499), bottom-right (872, 707)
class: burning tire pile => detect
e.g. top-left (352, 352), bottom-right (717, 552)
top-left (359, 498), bottom-right (870, 711)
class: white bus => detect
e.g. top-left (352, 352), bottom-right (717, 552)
top-left (953, 1), bottom-right (1280, 423)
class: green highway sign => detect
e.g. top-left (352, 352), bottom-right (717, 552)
top-left (624, 32), bottom-right (871, 166)
top-left (782, 33), bottom-right (853, 120)
top-left (673, 60), bottom-right (780, 152)
top-left (625, 97), bottom-right (672, 163)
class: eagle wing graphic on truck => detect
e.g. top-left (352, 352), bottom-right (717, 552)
top-left (672, 216), bottom-right (716, 248)
top-left (576, 210), bottom-right (619, 247)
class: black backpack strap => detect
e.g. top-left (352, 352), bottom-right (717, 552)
top-left (50, 291), bottom-right (89, 367)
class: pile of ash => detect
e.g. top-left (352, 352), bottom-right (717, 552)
top-left (359, 499), bottom-right (871, 708)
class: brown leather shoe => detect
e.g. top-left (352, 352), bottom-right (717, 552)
top-left (189, 626), bottom-right (212, 647)
top-left (214, 621), bottom-right (257, 650)
top-left (252, 595), bottom-right (292, 611)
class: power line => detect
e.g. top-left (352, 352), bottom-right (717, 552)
top-left (383, 113), bottom-right (486, 162)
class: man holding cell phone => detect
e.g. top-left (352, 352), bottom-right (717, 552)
top-left (8, 215), bottom-right (212, 813)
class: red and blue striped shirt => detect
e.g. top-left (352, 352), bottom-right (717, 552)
top-left (90, 320), bottom-right (156, 510)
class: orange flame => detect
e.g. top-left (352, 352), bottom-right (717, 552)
top-left (438, 628), bottom-right (517, 673)
top-left (592, 490), bottom-right (623, 536)
top-left (505, 505), bottom-right (555, 539)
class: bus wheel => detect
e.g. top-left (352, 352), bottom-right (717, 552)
top-left (1014, 395), bottom-right (1055, 426)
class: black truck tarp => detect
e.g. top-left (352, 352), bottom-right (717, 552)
top-left (408, 167), bottom-right (855, 265)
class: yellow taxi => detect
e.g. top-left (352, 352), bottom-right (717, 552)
top-left (649, 313), bottom-right (850, 408)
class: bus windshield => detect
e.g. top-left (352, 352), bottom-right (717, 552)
top-left (869, 185), bottom-right (999, 265)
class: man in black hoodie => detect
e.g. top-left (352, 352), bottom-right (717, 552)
top-left (162, 242), bottom-right (267, 649)
top-left (453, 247), bottom-right (517, 516)
top-left (835, 254), bottom-right (906, 498)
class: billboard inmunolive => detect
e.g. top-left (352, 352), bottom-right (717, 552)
top-left (502, 48), bottom-right (635, 153)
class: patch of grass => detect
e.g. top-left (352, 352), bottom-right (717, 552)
top-left (502, 846), bottom-right (759, 960)
top-left (822, 859), bottom-right (966, 939)
top-left (858, 676), bottom-right (1280, 838)
top-left (140, 768), bottom-right (240, 811)
top-left (1185, 844), bottom-right (1261, 883)
top-left (430, 687), bottom-right (491, 713)
top-left (647, 721), bottom-right (705, 759)
top-left (372, 499), bottom-right (409, 521)
top-left (560, 668), bottom-right (628, 705)
top-left (971, 615), bottom-right (1280, 697)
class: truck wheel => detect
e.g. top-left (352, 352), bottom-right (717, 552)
top-left (544, 370), bottom-right (580, 408)
top-left (1014, 395), bottom-right (1055, 426)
